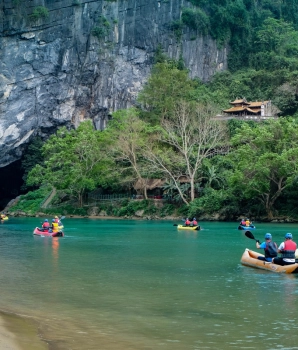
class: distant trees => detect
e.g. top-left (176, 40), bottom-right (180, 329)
top-left (227, 119), bottom-right (298, 219)
top-left (145, 101), bottom-right (228, 204)
top-left (27, 122), bottom-right (113, 207)
top-left (105, 108), bottom-right (155, 199)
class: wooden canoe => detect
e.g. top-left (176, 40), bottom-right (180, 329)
top-left (240, 249), bottom-right (298, 274)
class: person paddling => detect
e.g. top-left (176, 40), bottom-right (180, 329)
top-left (54, 216), bottom-right (62, 226)
top-left (256, 233), bottom-right (277, 262)
top-left (52, 219), bottom-right (59, 233)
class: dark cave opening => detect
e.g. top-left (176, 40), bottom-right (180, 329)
top-left (0, 160), bottom-right (25, 210)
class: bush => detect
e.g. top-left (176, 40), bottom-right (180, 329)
top-left (44, 206), bottom-right (88, 216)
top-left (29, 6), bottom-right (49, 21)
top-left (181, 7), bottom-right (209, 35)
top-left (9, 187), bottom-right (51, 214)
top-left (160, 204), bottom-right (175, 217)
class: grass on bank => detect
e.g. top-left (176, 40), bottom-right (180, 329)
top-left (8, 186), bottom-right (52, 215)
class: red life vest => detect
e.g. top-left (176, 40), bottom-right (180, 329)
top-left (282, 240), bottom-right (297, 259)
top-left (42, 222), bottom-right (50, 228)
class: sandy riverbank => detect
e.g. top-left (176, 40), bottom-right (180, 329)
top-left (0, 312), bottom-right (48, 350)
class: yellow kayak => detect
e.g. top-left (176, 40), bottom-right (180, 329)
top-left (177, 225), bottom-right (200, 231)
top-left (0, 216), bottom-right (8, 221)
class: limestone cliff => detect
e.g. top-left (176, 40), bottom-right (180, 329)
top-left (0, 0), bottom-right (227, 167)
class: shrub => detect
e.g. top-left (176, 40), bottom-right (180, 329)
top-left (160, 204), bottom-right (175, 217)
top-left (181, 7), bottom-right (209, 35)
top-left (29, 6), bottom-right (49, 21)
top-left (92, 16), bottom-right (111, 40)
top-left (9, 187), bottom-right (51, 214)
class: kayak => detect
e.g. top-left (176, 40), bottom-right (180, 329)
top-left (240, 249), bottom-right (298, 274)
top-left (238, 224), bottom-right (256, 230)
top-left (33, 227), bottom-right (64, 237)
top-left (177, 225), bottom-right (200, 231)
top-left (0, 216), bottom-right (8, 221)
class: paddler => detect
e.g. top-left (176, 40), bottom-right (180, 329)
top-left (52, 219), bottom-right (59, 233)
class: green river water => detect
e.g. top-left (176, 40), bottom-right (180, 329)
top-left (0, 218), bottom-right (298, 350)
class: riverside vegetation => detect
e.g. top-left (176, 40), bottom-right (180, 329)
top-left (8, 0), bottom-right (298, 221)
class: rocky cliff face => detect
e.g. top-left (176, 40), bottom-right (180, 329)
top-left (0, 0), bottom-right (227, 167)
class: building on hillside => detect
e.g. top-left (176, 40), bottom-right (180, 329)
top-left (133, 178), bottom-right (165, 199)
top-left (220, 98), bottom-right (279, 121)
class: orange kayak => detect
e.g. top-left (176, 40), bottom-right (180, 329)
top-left (240, 249), bottom-right (298, 274)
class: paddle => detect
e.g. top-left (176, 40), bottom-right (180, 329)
top-left (245, 230), bottom-right (260, 243)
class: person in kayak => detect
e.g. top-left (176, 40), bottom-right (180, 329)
top-left (272, 233), bottom-right (297, 266)
top-left (191, 217), bottom-right (198, 226)
top-left (240, 218), bottom-right (246, 226)
top-left (52, 219), bottom-right (59, 233)
top-left (245, 218), bottom-right (251, 227)
top-left (54, 216), bottom-right (62, 226)
top-left (42, 219), bottom-right (50, 230)
top-left (184, 218), bottom-right (191, 226)
top-left (256, 233), bottom-right (278, 262)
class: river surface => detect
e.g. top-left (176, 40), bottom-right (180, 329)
top-left (0, 218), bottom-right (298, 350)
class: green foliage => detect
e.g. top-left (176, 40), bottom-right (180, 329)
top-left (92, 27), bottom-right (105, 40)
top-left (227, 118), bottom-right (298, 218)
top-left (29, 6), bottom-right (49, 21)
top-left (159, 203), bottom-right (175, 217)
top-left (27, 121), bottom-right (115, 207)
top-left (12, 0), bottom-right (22, 6)
top-left (181, 7), bottom-right (209, 35)
top-left (92, 16), bottom-right (111, 40)
top-left (187, 188), bottom-right (227, 217)
top-left (169, 20), bottom-right (183, 40)
top-left (9, 187), bottom-right (51, 214)
top-left (154, 44), bottom-right (168, 64)
top-left (138, 62), bottom-right (197, 124)
top-left (115, 199), bottom-right (157, 217)
top-left (43, 205), bottom-right (88, 216)
top-left (21, 137), bottom-right (44, 189)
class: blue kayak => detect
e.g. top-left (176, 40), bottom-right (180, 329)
top-left (238, 224), bottom-right (256, 230)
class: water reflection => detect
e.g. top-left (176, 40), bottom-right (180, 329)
top-left (52, 237), bottom-right (59, 265)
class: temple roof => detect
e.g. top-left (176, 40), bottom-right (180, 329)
top-left (248, 101), bottom-right (269, 107)
top-left (230, 98), bottom-right (250, 105)
top-left (246, 107), bottom-right (261, 114)
top-left (223, 106), bottom-right (247, 113)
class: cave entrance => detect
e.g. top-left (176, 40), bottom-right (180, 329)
top-left (0, 160), bottom-right (25, 211)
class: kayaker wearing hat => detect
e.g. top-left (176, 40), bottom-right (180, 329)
top-left (272, 233), bottom-right (297, 265)
top-left (54, 216), bottom-right (62, 226)
top-left (256, 233), bottom-right (277, 262)
top-left (42, 219), bottom-right (50, 229)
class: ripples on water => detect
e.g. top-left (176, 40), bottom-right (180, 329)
top-left (0, 218), bottom-right (297, 349)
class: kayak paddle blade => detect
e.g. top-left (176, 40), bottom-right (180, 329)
top-left (245, 231), bottom-right (255, 240)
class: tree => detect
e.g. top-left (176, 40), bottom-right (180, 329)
top-left (145, 101), bottom-right (228, 204)
top-left (106, 108), bottom-right (157, 199)
top-left (27, 121), bottom-right (112, 207)
top-left (138, 62), bottom-right (196, 124)
top-left (21, 137), bottom-right (44, 189)
top-left (227, 118), bottom-right (298, 219)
